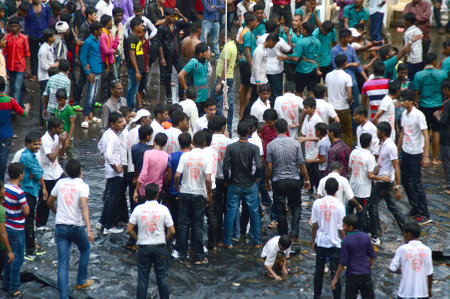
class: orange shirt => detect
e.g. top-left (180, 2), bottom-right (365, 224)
top-left (4, 33), bottom-right (30, 72)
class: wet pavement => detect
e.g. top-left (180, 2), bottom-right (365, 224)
top-left (3, 28), bottom-right (450, 298)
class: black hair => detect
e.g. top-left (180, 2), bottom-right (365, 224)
top-left (25, 131), bottom-right (42, 144)
top-left (208, 115), bottom-right (227, 132)
top-left (404, 12), bottom-right (416, 24)
top-left (48, 118), bottom-right (64, 130)
top-left (360, 133), bottom-right (372, 149)
top-left (133, 2), bottom-right (143, 11)
top-left (253, 3), bottom-right (264, 12)
top-left (325, 177), bottom-right (339, 195)
top-left (58, 59), bottom-right (70, 72)
top-left (0, 77), bottom-right (5, 92)
top-left (279, 234), bottom-right (292, 249)
top-left (168, 103), bottom-right (183, 118)
top-left (204, 98), bottom-right (217, 110)
top-left (377, 121), bottom-right (392, 138)
top-left (330, 160), bottom-right (343, 171)
top-left (321, 20), bottom-right (333, 34)
top-left (8, 162), bottom-right (24, 180)
top-left (50, 1), bottom-right (63, 11)
top-left (444, 40), bottom-right (450, 48)
top-left (18, 3), bottom-right (29, 13)
top-left (339, 29), bottom-right (351, 39)
top-left (195, 42), bottom-right (209, 56)
top-left (313, 85), bottom-right (326, 98)
top-left (144, 183), bottom-right (159, 201)
top-left (85, 7), bottom-right (97, 18)
top-left (328, 122), bottom-right (342, 138)
top-left (66, 159), bottom-right (81, 178)
top-left (315, 122), bottom-right (328, 136)
top-left (108, 111), bottom-right (123, 125)
top-left (113, 7), bottom-right (124, 16)
top-left (354, 105), bottom-right (368, 117)
top-left (244, 13), bottom-right (257, 25)
top-left (110, 80), bottom-right (122, 89)
top-left (90, 21), bottom-right (103, 33)
top-left (178, 132), bottom-right (191, 149)
top-left (274, 119), bottom-right (288, 134)
top-left (8, 17), bottom-right (20, 25)
top-left (379, 45), bottom-right (392, 60)
top-left (138, 125), bottom-right (153, 141)
top-left (56, 88), bottom-right (67, 100)
top-left (264, 19), bottom-right (277, 33)
top-left (423, 52), bottom-right (437, 66)
top-left (164, 7), bottom-right (175, 15)
top-left (303, 97), bottom-right (316, 108)
top-left (154, 132), bottom-right (168, 147)
top-left (244, 115), bottom-right (259, 131)
top-left (263, 109), bottom-right (278, 121)
top-left (186, 86), bottom-right (197, 99)
top-left (130, 17), bottom-right (142, 31)
top-left (265, 32), bottom-right (280, 44)
top-left (202, 129), bottom-right (213, 146)
top-left (388, 80), bottom-right (401, 95)
top-left (373, 60), bottom-right (385, 76)
top-left (400, 89), bottom-right (415, 102)
top-left (153, 104), bottom-right (168, 118)
top-left (353, 23), bottom-right (365, 31)
top-left (270, 13), bottom-right (280, 21)
top-left (100, 14), bottom-right (112, 27)
top-left (258, 83), bottom-right (271, 94)
top-left (343, 214), bottom-right (358, 228)
top-left (442, 78), bottom-right (450, 90)
top-left (237, 121), bottom-right (251, 137)
top-left (335, 54), bottom-right (347, 68)
top-left (302, 22), bottom-right (314, 35)
top-left (42, 28), bottom-right (55, 43)
top-left (171, 110), bottom-right (188, 127)
top-left (193, 131), bottom-right (206, 147)
top-left (397, 63), bottom-right (408, 72)
top-left (190, 21), bottom-right (202, 34)
top-left (284, 81), bottom-right (296, 93)
top-left (404, 222), bottom-right (421, 238)
top-left (119, 106), bottom-right (132, 117)
top-left (60, 12), bottom-right (71, 23)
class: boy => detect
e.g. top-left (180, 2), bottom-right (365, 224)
top-left (273, 81), bottom-right (304, 138)
top-left (312, 21), bottom-right (336, 81)
top-left (19, 132), bottom-right (47, 260)
top-left (42, 59), bottom-right (71, 121)
top-left (361, 61), bottom-right (389, 119)
top-left (193, 98), bottom-right (217, 134)
top-left (389, 222), bottom-right (433, 299)
top-left (0, 180), bottom-right (14, 274)
top-left (317, 161), bottom-right (355, 208)
top-left (3, 163), bottom-right (30, 298)
top-left (99, 15), bottom-right (119, 102)
top-left (179, 87), bottom-right (199, 135)
top-left (373, 80), bottom-right (401, 140)
top-left (163, 110), bottom-right (190, 154)
top-left (403, 13), bottom-right (423, 81)
top-left (331, 214), bottom-right (376, 298)
top-left (261, 234), bottom-right (291, 281)
top-left (315, 122), bottom-right (330, 179)
top-left (250, 83), bottom-right (271, 122)
top-left (150, 105), bottom-right (168, 145)
top-left (312, 85), bottom-right (339, 125)
top-left (353, 106), bottom-right (380, 156)
top-left (124, 18), bottom-right (144, 109)
top-left (55, 89), bottom-right (75, 159)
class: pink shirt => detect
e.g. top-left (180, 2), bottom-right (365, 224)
top-left (99, 29), bottom-right (119, 65)
top-left (138, 149), bottom-right (169, 195)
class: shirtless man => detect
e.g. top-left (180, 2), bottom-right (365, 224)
top-left (181, 21), bottom-right (202, 59)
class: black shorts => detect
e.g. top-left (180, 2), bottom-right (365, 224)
top-left (295, 70), bottom-right (318, 94)
top-left (239, 61), bottom-right (251, 87)
top-left (419, 106), bottom-right (441, 132)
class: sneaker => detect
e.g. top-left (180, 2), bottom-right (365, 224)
top-left (91, 117), bottom-right (101, 123)
top-left (371, 237), bottom-right (381, 246)
top-left (171, 249), bottom-right (180, 260)
top-left (416, 216), bottom-right (432, 225)
top-left (408, 209), bottom-right (420, 219)
top-left (81, 121), bottom-right (89, 129)
top-left (324, 264), bottom-right (329, 274)
top-left (103, 227), bottom-right (123, 234)
top-left (95, 222), bottom-right (103, 230)
top-left (36, 226), bottom-right (51, 231)
top-left (75, 279), bottom-right (93, 290)
top-left (72, 105), bottom-right (83, 112)
top-left (35, 247), bottom-right (46, 256)
top-left (24, 254), bottom-right (35, 261)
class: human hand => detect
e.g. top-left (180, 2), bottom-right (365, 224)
top-left (394, 188), bottom-right (401, 201)
top-left (136, 72), bottom-right (142, 82)
top-left (133, 191), bottom-right (139, 203)
top-left (215, 82), bottom-right (222, 94)
top-left (26, 69), bottom-right (31, 78)
top-left (297, 136), bottom-right (307, 143)
top-left (379, 174), bottom-right (391, 182)
top-left (274, 274), bottom-right (282, 281)
top-left (304, 180), bottom-right (311, 191)
top-left (42, 110), bottom-right (48, 119)
top-left (356, 204), bottom-right (363, 213)
top-left (331, 278), bottom-right (337, 290)
top-left (161, 58), bottom-right (167, 67)
top-left (282, 267), bottom-right (289, 276)
top-left (278, 54), bottom-right (287, 61)
top-left (24, 103), bottom-right (31, 112)
top-left (87, 230), bottom-right (94, 242)
top-left (87, 73), bottom-right (95, 83)
top-left (59, 131), bottom-right (69, 143)
top-left (42, 189), bottom-right (48, 201)
top-left (422, 155), bottom-right (430, 168)
top-left (265, 181), bottom-right (271, 191)
top-left (7, 251), bottom-right (14, 264)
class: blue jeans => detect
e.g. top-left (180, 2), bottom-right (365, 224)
top-left (370, 12), bottom-right (384, 42)
top-left (224, 183), bottom-right (261, 246)
top-left (176, 193), bottom-right (205, 261)
top-left (100, 176), bottom-right (123, 229)
top-left (113, 55), bottom-right (121, 80)
top-left (9, 71), bottom-right (25, 107)
top-left (210, 78), bottom-right (234, 133)
top-left (126, 69), bottom-right (141, 109)
top-left (0, 137), bottom-right (12, 182)
top-left (83, 73), bottom-right (100, 117)
top-left (201, 20), bottom-right (220, 57)
top-left (137, 244), bottom-right (169, 299)
top-left (3, 228), bottom-right (25, 294)
top-left (55, 225), bottom-right (90, 299)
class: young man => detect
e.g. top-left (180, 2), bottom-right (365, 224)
top-left (317, 161), bottom-right (355, 207)
top-left (181, 22), bottom-right (202, 59)
top-left (99, 15), bottom-right (119, 103)
top-left (326, 122), bottom-right (351, 177)
top-left (200, 0), bottom-right (225, 58)
top-left (331, 214), bottom-right (376, 298)
top-left (413, 52), bottom-right (448, 165)
top-left (150, 104), bottom-right (168, 145)
top-left (361, 62), bottom-right (389, 120)
top-left (47, 159), bottom-right (94, 298)
top-left (315, 122), bottom-right (331, 178)
top-left (79, 21), bottom-right (103, 129)
top-left (250, 83), bottom-right (271, 122)
top-left (163, 110), bottom-right (190, 154)
top-left (53, 21), bottom-right (69, 60)
top-left (174, 131), bottom-right (213, 264)
top-left (273, 81), bottom-right (304, 138)
top-left (389, 222), bottom-right (433, 299)
top-left (312, 85), bottom-right (339, 125)
top-left (373, 80), bottom-right (401, 140)
top-left (353, 106), bottom-right (380, 156)
top-left (325, 54), bottom-right (353, 147)
top-left (42, 60), bottom-right (71, 121)
top-left (95, 0), bottom-right (113, 21)
top-left (100, 80), bottom-right (127, 132)
top-left (398, 89), bottom-right (431, 224)
top-left (261, 235), bottom-right (292, 281)
top-left (368, 121), bottom-right (406, 244)
top-left (440, 79), bottom-right (450, 195)
top-left (311, 177), bottom-right (346, 299)
top-left (127, 183), bottom-right (175, 299)
top-left (312, 21), bottom-right (337, 81)
top-left (111, 7), bottom-right (124, 80)
top-left (252, 4), bottom-right (267, 38)
top-left (294, 0), bottom-right (322, 28)
top-left (3, 163), bottom-right (30, 298)
top-left (404, 0), bottom-right (432, 57)
top-left (180, 87), bottom-right (199, 135)
top-left (193, 98), bottom-right (217, 134)
top-left (124, 18), bottom-right (144, 109)
top-left (368, 0), bottom-right (386, 42)
top-left (403, 13), bottom-right (424, 81)
top-left (343, 0), bottom-right (369, 28)
top-left (54, 89), bottom-right (75, 159)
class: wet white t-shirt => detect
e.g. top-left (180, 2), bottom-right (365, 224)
top-left (176, 148), bottom-right (213, 198)
top-left (261, 236), bottom-right (291, 267)
top-left (356, 121), bottom-right (380, 156)
top-left (401, 107), bottom-right (427, 155)
top-left (163, 127), bottom-right (182, 154)
top-left (51, 178), bottom-right (89, 226)
top-left (39, 132), bottom-right (64, 180)
top-left (317, 172), bottom-right (354, 206)
top-left (274, 92), bottom-right (304, 138)
top-left (203, 146), bottom-right (218, 190)
top-left (377, 138), bottom-right (398, 183)
top-left (315, 98), bottom-right (338, 125)
top-left (378, 95), bottom-right (396, 140)
top-left (211, 134), bottom-right (233, 180)
top-left (301, 113), bottom-right (322, 160)
top-left (311, 195), bottom-right (345, 248)
top-left (349, 148), bottom-right (377, 198)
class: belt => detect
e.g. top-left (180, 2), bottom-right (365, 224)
top-left (56, 224), bottom-right (82, 228)
top-left (194, 84), bottom-right (208, 90)
top-left (139, 244), bottom-right (166, 247)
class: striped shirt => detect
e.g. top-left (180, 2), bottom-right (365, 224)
top-left (4, 183), bottom-right (27, 230)
top-left (0, 94), bottom-right (26, 138)
top-left (42, 73), bottom-right (71, 114)
top-left (404, 25), bottom-right (423, 64)
top-left (361, 77), bottom-right (389, 119)
top-left (201, 0), bottom-right (225, 22)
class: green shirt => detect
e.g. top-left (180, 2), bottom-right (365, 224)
top-left (216, 40), bottom-right (237, 79)
top-left (240, 29), bottom-right (256, 63)
top-left (293, 35), bottom-right (320, 74)
top-left (384, 56), bottom-right (398, 80)
top-left (343, 4), bottom-right (369, 28)
top-left (413, 68), bottom-right (448, 108)
top-left (183, 58), bottom-right (209, 103)
top-left (442, 56), bottom-right (450, 76)
top-left (253, 20), bottom-right (266, 38)
top-left (294, 7), bottom-right (321, 27)
top-left (284, 29), bottom-right (302, 64)
top-left (312, 27), bottom-right (336, 67)
top-left (0, 205), bottom-right (5, 250)
top-left (55, 104), bottom-right (75, 133)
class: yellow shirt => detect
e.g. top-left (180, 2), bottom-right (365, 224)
top-left (216, 40), bottom-right (237, 79)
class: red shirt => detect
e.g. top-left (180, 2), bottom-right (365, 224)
top-left (272, 0), bottom-right (290, 6)
top-left (4, 33), bottom-right (30, 73)
top-left (262, 124), bottom-right (290, 157)
top-left (163, 0), bottom-right (176, 8)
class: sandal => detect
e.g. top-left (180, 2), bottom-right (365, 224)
top-left (268, 221), bottom-right (277, 229)
top-left (194, 257), bottom-right (208, 265)
top-left (9, 290), bottom-right (23, 298)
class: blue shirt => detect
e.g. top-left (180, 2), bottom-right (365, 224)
top-left (343, 4), bottom-right (369, 28)
top-left (312, 27), bottom-right (337, 67)
top-left (168, 151), bottom-right (186, 196)
top-left (20, 148), bottom-right (43, 197)
top-left (201, 0), bottom-right (225, 22)
top-left (25, 3), bottom-right (51, 38)
top-left (413, 68), bottom-right (448, 108)
top-left (293, 35), bottom-right (321, 74)
top-left (330, 44), bottom-right (363, 85)
top-left (131, 142), bottom-right (151, 175)
top-left (340, 230), bottom-right (376, 275)
top-left (79, 34), bottom-right (102, 75)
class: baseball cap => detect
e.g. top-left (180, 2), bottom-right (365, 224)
top-left (131, 109), bottom-right (151, 123)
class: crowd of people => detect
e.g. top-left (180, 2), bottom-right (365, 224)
top-left (0, 0), bottom-right (448, 298)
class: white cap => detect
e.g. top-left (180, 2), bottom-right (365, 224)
top-left (55, 21), bottom-right (69, 34)
top-left (131, 109), bottom-right (151, 123)
top-left (349, 27), bottom-right (361, 38)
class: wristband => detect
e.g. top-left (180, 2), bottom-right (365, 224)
top-left (394, 185), bottom-right (402, 190)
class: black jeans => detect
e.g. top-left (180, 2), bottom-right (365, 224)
top-left (24, 193), bottom-right (37, 255)
top-left (215, 178), bottom-right (227, 243)
top-left (160, 55), bottom-right (184, 99)
top-left (137, 244), bottom-right (169, 299)
top-left (243, 83), bottom-right (259, 118)
top-left (100, 176), bottom-right (123, 229)
top-left (347, 197), bottom-right (368, 232)
top-left (400, 151), bottom-right (430, 218)
top-left (36, 179), bottom-right (58, 227)
top-left (115, 167), bottom-right (129, 224)
top-left (345, 274), bottom-right (375, 299)
top-left (314, 246), bottom-right (341, 299)
top-left (100, 64), bottom-right (114, 103)
top-left (284, 62), bottom-right (296, 82)
top-left (74, 68), bottom-right (87, 106)
top-left (177, 193), bottom-right (205, 262)
top-left (306, 163), bottom-right (320, 191)
top-left (39, 80), bottom-right (48, 128)
top-left (319, 64), bottom-right (333, 83)
top-left (272, 4), bottom-right (292, 27)
top-left (407, 62), bottom-right (423, 82)
top-left (267, 72), bottom-right (283, 106)
top-left (29, 36), bottom-right (41, 77)
top-left (368, 182), bottom-right (406, 238)
top-left (205, 189), bottom-right (219, 248)
top-left (273, 179), bottom-right (302, 238)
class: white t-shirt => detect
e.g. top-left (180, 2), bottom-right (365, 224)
top-left (389, 240), bottom-right (433, 298)
top-left (377, 138), bottom-right (398, 183)
top-left (163, 127), bottom-right (182, 154)
top-left (119, 128), bottom-right (128, 166)
top-left (51, 178), bottom-right (89, 226)
top-left (325, 69), bottom-right (353, 110)
top-left (369, 0), bottom-right (387, 15)
top-left (211, 133), bottom-right (233, 180)
top-left (301, 113), bottom-right (322, 160)
top-left (193, 115), bottom-right (209, 134)
top-left (378, 95), bottom-right (396, 140)
top-left (274, 92), bottom-right (304, 138)
top-left (176, 148), bottom-right (213, 198)
top-left (315, 98), bottom-right (338, 125)
top-left (317, 172), bottom-right (354, 206)
top-left (250, 98), bottom-right (271, 122)
top-left (12, 148), bottom-right (40, 164)
top-left (150, 120), bottom-right (164, 146)
top-left (401, 107), bottom-right (427, 155)
top-left (126, 124), bottom-right (141, 173)
top-left (203, 146), bottom-right (218, 189)
top-left (311, 195), bottom-right (345, 248)
top-left (98, 128), bottom-right (123, 178)
top-left (261, 236), bottom-right (291, 267)
top-left (318, 136), bottom-right (331, 171)
top-left (179, 99), bottom-right (198, 135)
top-left (39, 132), bottom-right (64, 180)
top-left (129, 200), bottom-right (174, 245)
top-left (356, 121), bottom-right (380, 156)
top-left (349, 148), bottom-right (377, 198)
top-left (257, 33), bottom-right (291, 75)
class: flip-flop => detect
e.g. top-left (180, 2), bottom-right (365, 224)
top-left (194, 257), bottom-right (208, 265)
